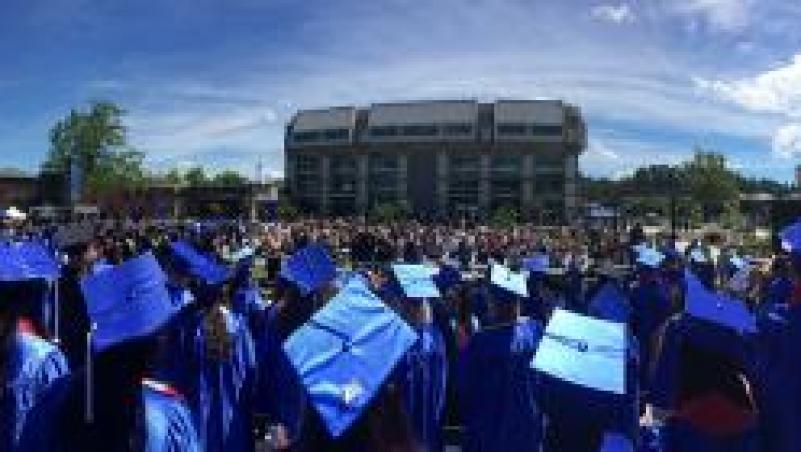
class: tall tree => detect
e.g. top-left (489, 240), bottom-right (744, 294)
top-left (682, 149), bottom-right (739, 218)
top-left (44, 101), bottom-right (132, 199)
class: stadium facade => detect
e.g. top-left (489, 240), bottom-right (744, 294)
top-left (284, 99), bottom-right (586, 221)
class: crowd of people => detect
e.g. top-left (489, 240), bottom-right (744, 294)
top-left (1, 216), bottom-right (801, 451)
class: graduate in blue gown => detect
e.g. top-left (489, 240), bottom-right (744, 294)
top-left (630, 248), bottom-right (672, 392)
top-left (458, 264), bottom-right (544, 452)
top-left (649, 272), bottom-right (760, 452)
top-left (169, 239), bottom-right (257, 452)
top-left (390, 264), bottom-right (449, 451)
top-left (16, 252), bottom-right (201, 452)
top-left (192, 296), bottom-right (256, 452)
top-left (284, 274), bottom-right (420, 452)
top-left (0, 278), bottom-right (69, 451)
top-left (754, 225), bottom-right (801, 451)
top-left (754, 300), bottom-right (801, 451)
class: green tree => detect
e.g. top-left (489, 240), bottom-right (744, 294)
top-left (213, 170), bottom-right (248, 186)
top-left (491, 205), bottom-right (520, 228)
top-left (45, 101), bottom-right (126, 173)
top-left (84, 149), bottom-right (147, 198)
top-left (370, 202), bottom-right (410, 222)
top-left (277, 201), bottom-right (299, 221)
top-left (682, 149), bottom-right (738, 218)
top-left (185, 166), bottom-right (209, 186)
top-left (44, 101), bottom-right (142, 199)
top-left (720, 200), bottom-right (745, 231)
top-left (164, 169), bottom-right (185, 185)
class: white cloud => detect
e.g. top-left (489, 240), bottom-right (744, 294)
top-left (695, 53), bottom-right (801, 158)
top-left (581, 134), bottom-right (690, 178)
top-left (667, 0), bottom-right (753, 32)
top-left (591, 3), bottom-right (636, 24)
top-left (773, 123), bottom-right (801, 158)
top-left (694, 54), bottom-right (801, 116)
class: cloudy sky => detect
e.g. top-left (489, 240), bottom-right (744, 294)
top-left (1, 0), bottom-right (800, 181)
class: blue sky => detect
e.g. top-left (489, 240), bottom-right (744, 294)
top-left (1, 0), bottom-right (800, 181)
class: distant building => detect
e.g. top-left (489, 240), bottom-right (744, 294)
top-left (0, 170), bottom-right (41, 207)
top-left (284, 99), bottom-right (586, 222)
top-left (0, 168), bottom-right (282, 221)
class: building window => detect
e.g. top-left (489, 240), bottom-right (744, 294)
top-left (491, 155), bottom-right (520, 173)
top-left (370, 126), bottom-right (398, 137)
top-left (330, 157), bottom-right (357, 175)
top-left (450, 155), bottom-right (481, 173)
top-left (296, 155), bottom-right (320, 173)
top-left (324, 128), bottom-right (350, 140)
top-left (531, 125), bottom-right (563, 136)
top-left (369, 155), bottom-right (399, 173)
top-left (497, 123), bottom-right (527, 135)
top-left (535, 174), bottom-right (565, 193)
top-left (401, 125), bottom-right (438, 136)
top-left (293, 131), bottom-right (321, 143)
top-left (443, 123), bottom-right (473, 136)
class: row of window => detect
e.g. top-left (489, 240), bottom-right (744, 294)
top-left (369, 123), bottom-right (473, 138)
top-left (293, 128), bottom-right (351, 143)
top-left (295, 155), bottom-right (566, 176)
top-left (291, 121), bottom-right (564, 145)
top-left (496, 124), bottom-right (563, 137)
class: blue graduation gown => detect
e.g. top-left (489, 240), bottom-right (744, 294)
top-left (458, 318), bottom-right (544, 452)
top-left (1, 329), bottom-right (69, 450)
top-left (753, 304), bottom-right (801, 451)
top-left (396, 322), bottom-right (448, 451)
top-left (143, 380), bottom-right (203, 452)
top-left (631, 279), bottom-right (671, 389)
top-left (764, 276), bottom-right (792, 306)
top-left (192, 307), bottom-right (257, 452)
top-left (661, 419), bottom-right (759, 452)
top-left (15, 376), bottom-right (201, 452)
top-left (253, 307), bottom-right (307, 444)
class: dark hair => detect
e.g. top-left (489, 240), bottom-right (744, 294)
top-left (294, 382), bottom-right (418, 452)
top-left (54, 336), bottom-right (157, 451)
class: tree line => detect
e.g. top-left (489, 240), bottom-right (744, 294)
top-left (43, 101), bottom-right (250, 201)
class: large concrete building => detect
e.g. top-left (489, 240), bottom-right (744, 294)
top-left (284, 99), bottom-right (586, 221)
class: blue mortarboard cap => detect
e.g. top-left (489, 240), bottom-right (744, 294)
top-left (333, 268), bottom-right (369, 290)
top-left (588, 282), bottom-right (631, 324)
top-left (636, 247), bottom-right (665, 268)
top-left (523, 253), bottom-right (550, 273)
top-left (283, 277), bottom-right (417, 437)
top-left (280, 244), bottom-right (337, 296)
top-left (392, 264), bottom-right (440, 299)
top-left (80, 252), bottom-right (176, 353)
top-left (599, 432), bottom-right (633, 452)
top-left (0, 241), bottom-right (60, 281)
top-left (91, 258), bottom-right (113, 275)
top-left (169, 241), bottom-right (230, 285)
top-left (689, 248), bottom-right (707, 263)
top-left (685, 270), bottom-right (756, 334)
top-left (532, 308), bottom-right (627, 395)
top-left (780, 218), bottom-right (801, 253)
top-left (490, 264), bottom-right (528, 298)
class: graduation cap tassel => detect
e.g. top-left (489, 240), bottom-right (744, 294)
top-left (85, 323), bottom-right (96, 424)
